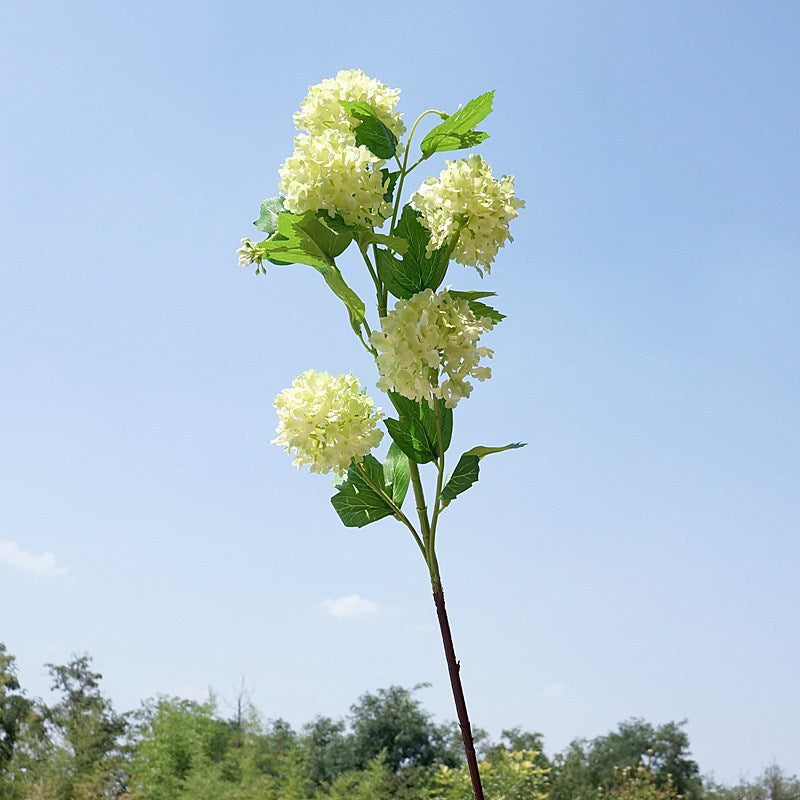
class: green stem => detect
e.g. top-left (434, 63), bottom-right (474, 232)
top-left (428, 398), bottom-right (446, 560)
top-left (390, 109), bottom-right (443, 235)
top-left (359, 245), bottom-right (383, 312)
top-left (372, 243), bottom-right (388, 318)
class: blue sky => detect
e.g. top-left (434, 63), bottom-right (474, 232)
top-left (1, 0), bottom-right (798, 784)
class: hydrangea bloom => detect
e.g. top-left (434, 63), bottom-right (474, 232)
top-left (411, 154), bottom-right (524, 275)
top-left (278, 129), bottom-right (391, 228)
top-left (370, 289), bottom-right (494, 409)
top-left (273, 370), bottom-right (383, 475)
top-left (293, 69), bottom-right (405, 142)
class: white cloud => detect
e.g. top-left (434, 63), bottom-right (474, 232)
top-left (541, 682), bottom-right (566, 699)
top-left (321, 594), bottom-right (381, 620)
top-left (0, 540), bottom-right (68, 576)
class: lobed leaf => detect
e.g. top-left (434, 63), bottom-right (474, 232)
top-left (420, 91), bottom-right (495, 157)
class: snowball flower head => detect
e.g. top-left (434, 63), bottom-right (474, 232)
top-left (278, 129), bottom-right (391, 228)
top-left (371, 289), bottom-right (494, 409)
top-left (293, 69), bottom-right (405, 141)
top-left (273, 370), bottom-right (384, 475)
top-left (411, 154), bottom-right (524, 275)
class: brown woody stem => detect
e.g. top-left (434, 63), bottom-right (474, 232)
top-left (432, 584), bottom-right (485, 800)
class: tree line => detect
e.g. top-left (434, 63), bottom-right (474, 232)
top-left (0, 644), bottom-right (797, 800)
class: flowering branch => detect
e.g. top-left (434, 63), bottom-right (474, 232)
top-left (237, 70), bottom-right (527, 800)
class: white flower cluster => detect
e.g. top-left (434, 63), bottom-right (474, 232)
top-left (237, 238), bottom-right (260, 267)
top-left (411, 154), bottom-right (524, 274)
top-left (278, 129), bottom-right (391, 228)
top-left (293, 69), bottom-right (405, 141)
top-left (371, 289), bottom-right (494, 409)
top-left (272, 370), bottom-right (383, 475)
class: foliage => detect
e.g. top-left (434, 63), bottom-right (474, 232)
top-left (550, 718), bottom-right (701, 800)
top-left (0, 643), bottom-right (31, 774)
top-left (704, 764), bottom-right (800, 800)
top-left (349, 685), bottom-right (462, 773)
top-left (426, 747), bottom-right (550, 800)
top-left (0, 644), bottom-right (794, 800)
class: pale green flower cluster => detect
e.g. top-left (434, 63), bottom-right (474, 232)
top-left (272, 370), bottom-right (383, 475)
top-left (293, 68), bottom-right (405, 141)
top-left (371, 289), bottom-right (494, 409)
top-left (278, 129), bottom-right (391, 228)
top-left (236, 238), bottom-right (259, 267)
top-left (411, 154), bottom-right (524, 274)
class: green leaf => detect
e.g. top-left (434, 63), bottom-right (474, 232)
top-left (339, 100), bottom-right (398, 159)
top-left (291, 212), bottom-right (353, 260)
top-left (331, 455), bottom-right (395, 528)
top-left (353, 227), bottom-right (408, 255)
top-left (449, 290), bottom-right (505, 324)
top-left (440, 442), bottom-right (526, 508)
top-left (420, 91), bottom-right (495, 157)
top-left (384, 394), bottom-right (453, 464)
top-left (380, 168), bottom-right (400, 202)
top-left (376, 206), bottom-right (450, 299)
top-left (320, 268), bottom-right (366, 326)
top-left (464, 442), bottom-right (526, 458)
top-left (440, 454), bottom-right (480, 504)
top-left (383, 443), bottom-right (410, 508)
top-left (262, 212), bottom-right (363, 324)
top-left (253, 197), bottom-right (285, 235)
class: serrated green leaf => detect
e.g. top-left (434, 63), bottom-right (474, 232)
top-left (339, 100), bottom-right (398, 159)
top-left (330, 455), bottom-right (395, 528)
top-left (384, 394), bottom-right (452, 464)
top-left (420, 91), bottom-right (495, 157)
top-left (440, 442), bottom-right (526, 508)
top-left (383, 443), bottom-right (410, 507)
top-left (253, 197), bottom-right (285, 235)
top-left (448, 290), bottom-right (505, 324)
top-left (377, 206), bottom-right (450, 299)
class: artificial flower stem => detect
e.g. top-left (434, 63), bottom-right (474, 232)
top-left (432, 582), bottom-right (485, 800)
top-left (389, 109), bottom-right (444, 235)
top-left (407, 458), bottom-right (432, 544)
top-left (427, 397), bottom-right (447, 558)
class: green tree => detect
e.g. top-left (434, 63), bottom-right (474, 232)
top-left (705, 764), bottom-right (800, 800)
top-left (43, 655), bottom-right (128, 782)
top-left (0, 644), bottom-right (31, 775)
top-left (551, 718), bottom-right (701, 800)
top-left (128, 696), bottom-right (224, 800)
top-left (300, 716), bottom-right (356, 788)
top-left (4, 653), bottom-right (128, 799)
top-left (349, 685), bottom-right (462, 773)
